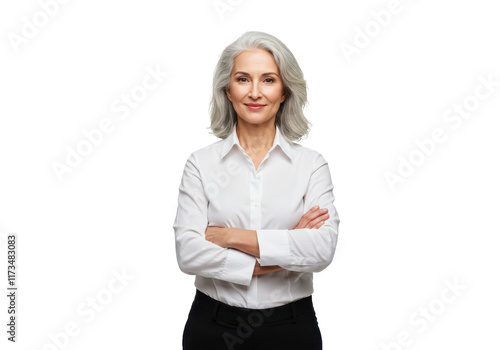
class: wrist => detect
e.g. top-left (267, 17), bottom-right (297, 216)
top-left (252, 260), bottom-right (260, 276)
top-left (225, 227), bottom-right (237, 249)
top-left (226, 228), bottom-right (259, 257)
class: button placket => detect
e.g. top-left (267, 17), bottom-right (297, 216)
top-left (248, 167), bottom-right (264, 308)
top-left (249, 172), bottom-right (261, 229)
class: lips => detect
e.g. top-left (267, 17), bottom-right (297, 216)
top-left (245, 103), bottom-right (266, 110)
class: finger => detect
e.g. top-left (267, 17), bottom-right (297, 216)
top-left (307, 207), bottom-right (328, 221)
top-left (312, 216), bottom-right (329, 229)
top-left (306, 213), bottom-right (330, 228)
top-left (314, 221), bottom-right (325, 229)
top-left (305, 205), bottom-right (321, 215)
top-left (296, 207), bottom-right (318, 228)
top-left (306, 213), bottom-right (330, 229)
top-left (308, 205), bottom-right (322, 216)
top-left (295, 207), bottom-right (327, 229)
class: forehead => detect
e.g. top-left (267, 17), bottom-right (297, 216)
top-left (232, 49), bottom-right (279, 73)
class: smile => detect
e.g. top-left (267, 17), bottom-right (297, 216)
top-left (245, 104), bottom-right (266, 110)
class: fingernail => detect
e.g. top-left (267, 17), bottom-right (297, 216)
top-left (314, 205), bottom-right (319, 209)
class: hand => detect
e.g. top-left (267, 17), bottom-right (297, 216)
top-left (205, 226), bottom-right (230, 248)
top-left (253, 260), bottom-right (283, 276)
top-left (294, 205), bottom-right (329, 229)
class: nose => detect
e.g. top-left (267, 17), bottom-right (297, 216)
top-left (249, 82), bottom-right (261, 99)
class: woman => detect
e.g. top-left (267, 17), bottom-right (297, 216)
top-left (173, 31), bottom-right (340, 350)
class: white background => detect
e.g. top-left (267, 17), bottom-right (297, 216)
top-left (1, 0), bottom-right (499, 349)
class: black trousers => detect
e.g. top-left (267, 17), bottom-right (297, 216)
top-left (182, 289), bottom-right (322, 350)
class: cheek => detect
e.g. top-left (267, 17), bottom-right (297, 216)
top-left (229, 85), bottom-right (247, 101)
top-left (266, 86), bottom-right (284, 102)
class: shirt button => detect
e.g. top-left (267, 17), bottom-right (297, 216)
top-left (257, 175), bottom-right (261, 180)
top-left (253, 202), bottom-right (258, 207)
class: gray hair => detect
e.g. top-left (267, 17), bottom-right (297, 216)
top-left (207, 31), bottom-right (311, 142)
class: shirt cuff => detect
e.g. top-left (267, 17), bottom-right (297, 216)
top-left (256, 229), bottom-right (291, 266)
top-left (219, 248), bottom-right (255, 286)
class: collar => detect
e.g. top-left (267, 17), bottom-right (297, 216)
top-left (220, 124), bottom-right (293, 160)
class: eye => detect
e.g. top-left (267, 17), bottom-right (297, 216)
top-left (237, 77), bottom-right (248, 82)
top-left (264, 78), bottom-right (275, 83)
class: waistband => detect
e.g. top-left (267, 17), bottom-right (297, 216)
top-left (193, 289), bottom-right (315, 325)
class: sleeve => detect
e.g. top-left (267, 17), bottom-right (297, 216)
top-left (173, 152), bottom-right (256, 286)
top-left (255, 152), bottom-right (340, 273)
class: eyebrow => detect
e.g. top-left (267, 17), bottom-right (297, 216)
top-left (233, 71), bottom-right (279, 77)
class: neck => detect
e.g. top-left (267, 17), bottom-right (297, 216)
top-left (236, 119), bottom-right (276, 155)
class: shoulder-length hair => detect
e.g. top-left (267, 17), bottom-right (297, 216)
top-left (208, 31), bottom-right (311, 142)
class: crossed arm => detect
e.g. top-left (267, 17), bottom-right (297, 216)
top-left (174, 151), bottom-right (340, 286)
top-left (205, 205), bottom-right (330, 276)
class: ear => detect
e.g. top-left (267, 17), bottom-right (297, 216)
top-left (225, 88), bottom-right (232, 102)
top-left (280, 91), bottom-right (286, 103)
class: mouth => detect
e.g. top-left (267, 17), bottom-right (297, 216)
top-left (245, 103), bottom-right (266, 110)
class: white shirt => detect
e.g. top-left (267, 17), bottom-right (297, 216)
top-left (173, 124), bottom-right (340, 309)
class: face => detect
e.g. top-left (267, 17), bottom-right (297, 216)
top-left (226, 48), bottom-right (286, 126)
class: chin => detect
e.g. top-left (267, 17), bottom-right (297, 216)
top-left (239, 116), bottom-right (274, 126)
